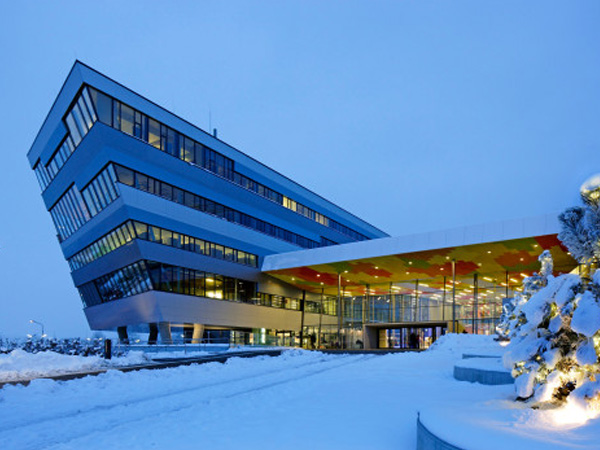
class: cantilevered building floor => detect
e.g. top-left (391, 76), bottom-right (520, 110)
top-left (27, 61), bottom-right (386, 345)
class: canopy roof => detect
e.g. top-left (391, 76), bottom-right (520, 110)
top-left (263, 214), bottom-right (577, 296)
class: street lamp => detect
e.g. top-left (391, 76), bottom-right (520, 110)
top-left (29, 319), bottom-right (45, 338)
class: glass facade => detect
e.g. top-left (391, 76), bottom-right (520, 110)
top-left (87, 86), bottom-right (369, 242)
top-left (113, 164), bottom-right (320, 249)
top-left (34, 87), bottom-right (96, 191)
top-left (79, 261), bottom-right (152, 306)
top-left (145, 261), bottom-right (256, 302)
top-left (49, 185), bottom-right (91, 240)
top-left (81, 165), bottom-right (120, 217)
top-left (68, 220), bottom-right (259, 271)
top-left (79, 260), bottom-right (326, 315)
top-left (305, 295), bottom-right (337, 315)
top-left (67, 221), bottom-right (136, 271)
top-left (50, 166), bottom-right (120, 240)
top-left (327, 277), bottom-right (506, 337)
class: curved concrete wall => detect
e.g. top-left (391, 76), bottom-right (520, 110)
top-left (453, 365), bottom-right (513, 385)
top-left (416, 415), bottom-right (463, 450)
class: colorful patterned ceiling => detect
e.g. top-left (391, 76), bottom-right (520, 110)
top-left (265, 234), bottom-right (577, 296)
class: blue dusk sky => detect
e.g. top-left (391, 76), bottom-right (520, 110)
top-left (1, 1), bottom-right (599, 338)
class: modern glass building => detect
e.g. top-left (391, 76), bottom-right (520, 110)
top-left (28, 61), bottom-right (578, 348)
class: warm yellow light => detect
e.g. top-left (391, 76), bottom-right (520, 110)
top-left (520, 273), bottom-right (528, 278)
top-left (550, 398), bottom-right (598, 428)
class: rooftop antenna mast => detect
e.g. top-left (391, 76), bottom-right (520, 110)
top-left (209, 108), bottom-right (218, 138)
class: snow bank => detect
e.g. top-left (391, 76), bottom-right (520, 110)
top-left (0, 349), bottom-right (149, 382)
top-left (428, 333), bottom-right (503, 357)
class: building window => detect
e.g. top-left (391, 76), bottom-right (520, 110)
top-left (49, 185), bottom-right (92, 240)
top-left (34, 87), bottom-right (97, 192)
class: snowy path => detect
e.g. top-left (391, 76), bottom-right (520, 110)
top-left (1, 352), bottom-right (386, 449)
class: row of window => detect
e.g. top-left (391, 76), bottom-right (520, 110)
top-left (49, 185), bottom-right (91, 240)
top-left (89, 87), bottom-right (235, 180)
top-left (305, 296), bottom-right (338, 315)
top-left (68, 220), bottom-right (259, 271)
top-left (34, 88), bottom-right (97, 191)
top-left (68, 221), bottom-right (135, 271)
top-left (80, 165), bottom-right (120, 217)
top-left (146, 262), bottom-right (256, 302)
top-left (79, 261), bottom-right (152, 306)
top-left (113, 164), bottom-right (320, 249)
top-left (50, 166), bottom-right (119, 240)
top-left (132, 221), bottom-right (258, 267)
top-left (87, 86), bottom-right (368, 242)
top-left (78, 260), bottom-right (301, 314)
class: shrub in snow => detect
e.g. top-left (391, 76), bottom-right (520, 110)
top-left (0, 337), bottom-right (126, 358)
top-left (501, 175), bottom-right (600, 412)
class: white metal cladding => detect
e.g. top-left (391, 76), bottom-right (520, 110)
top-left (261, 213), bottom-right (562, 271)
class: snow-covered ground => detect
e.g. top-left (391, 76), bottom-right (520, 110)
top-left (0, 335), bottom-right (598, 449)
top-left (0, 349), bottom-right (150, 382)
top-left (0, 346), bottom-right (294, 383)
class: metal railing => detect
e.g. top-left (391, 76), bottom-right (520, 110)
top-left (115, 329), bottom-right (298, 354)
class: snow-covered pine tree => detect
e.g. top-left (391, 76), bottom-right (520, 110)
top-left (496, 250), bottom-right (552, 341)
top-left (502, 175), bottom-right (600, 412)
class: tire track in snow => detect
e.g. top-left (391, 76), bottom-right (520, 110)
top-left (0, 354), bottom-right (376, 449)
